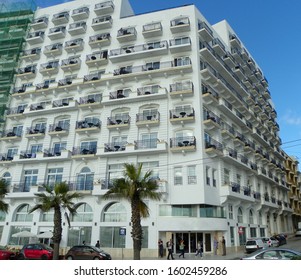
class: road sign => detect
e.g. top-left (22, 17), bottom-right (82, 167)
top-left (119, 227), bottom-right (126, 236)
top-left (238, 226), bottom-right (244, 234)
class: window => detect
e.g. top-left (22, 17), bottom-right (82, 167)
top-left (57, 119), bottom-right (70, 130)
top-left (72, 203), bottom-right (93, 222)
top-left (42, 209), bottom-right (54, 222)
top-left (140, 132), bottom-right (157, 148)
top-left (228, 204), bottom-right (233, 219)
top-left (67, 227), bottom-right (92, 247)
top-left (174, 56), bottom-right (190, 66)
top-left (236, 174), bottom-right (241, 185)
top-left (258, 211), bottom-right (263, 224)
top-left (237, 207), bottom-right (243, 223)
top-left (140, 161), bottom-right (159, 180)
top-left (174, 167), bottom-right (183, 185)
top-left (2, 172), bottom-right (11, 186)
top-left (7, 148), bottom-right (17, 160)
top-left (76, 167), bottom-right (94, 191)
top-left (142, 108), bottom-right (158, 121)
top-left (224, 168), bottom-right (230, 185)
top-left (23, 169), bottom-right (38, 191)
top-left (12, 125), bottom-right (23, 137)
top-left (47, 168), bottom-right (63, 187)
top-left (14, 204), bottom-right (33, 222)
top-left (53, 142), bottom-right (67, 155)
top-left (187, 165), bottom-right (196, 184)
top-left (103, 202), bottom-right (126, 222)
top-left (34, 122), bottom-right (46, 133)
top-left (80, 141), bottom-right (97, 153)
top-left (250, 227), bottom-right (256, 238)
top-left (145, 61), bottom-right (160, 70)
top-left (30, 144), bottom-right (43, 154)
top-left (249, 209), bottom-right (254, 224)
top-left (212, 168), bottom-right (217, 187)
top-left (205, 166), bottom-right (210, 185)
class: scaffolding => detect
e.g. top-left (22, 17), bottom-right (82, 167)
top-left (0, 0), bottom-right (36, 123)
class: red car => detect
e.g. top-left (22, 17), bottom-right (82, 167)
top-left (18, 243), bottom-right (53, 260)
top-left (0, 246), bottom-right (16, 260)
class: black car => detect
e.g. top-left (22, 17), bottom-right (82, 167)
top-left (65, 245), bottom-right (112, 260)
top-left (273, 234), bottom-right (287, 246)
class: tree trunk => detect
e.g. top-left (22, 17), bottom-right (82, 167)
top-left (131, 196), bottom-right (142, 260)
top-left (52, 206), bottom-right (62, 260)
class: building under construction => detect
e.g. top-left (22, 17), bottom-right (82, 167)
top-left (0, 0), bottom-right (36, 127)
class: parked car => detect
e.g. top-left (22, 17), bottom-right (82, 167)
top-left (65, 245), bottom-right (112, 260)
top-left (241, 248), bottom-right (301, 260)
top-left (262, 237), bottom-right (279, 247)
top-left (273, 234), bottom-right (287, 246)
top-left (18, 243), bottom-right (53, 260)
top-left (0, 246), bottom-right (16, 260)
top-left (245, 238), bottom-right (266, 253)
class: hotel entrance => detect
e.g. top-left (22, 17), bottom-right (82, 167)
top-left (173, 232), bottom-right (212, 254)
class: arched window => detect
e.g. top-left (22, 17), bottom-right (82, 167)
top-left (72, 203), bottom-right (93, 222)
top-left (258, 211), bottom-right (263, 224)
top-left (2, 172), bottom-right (11, 186)
top-left (237, 207), bottom-right (243, 223)
top-left (249, 209), bottom-right (254, 224)
top-left (103, 202), bottom-right (126, 222)
top-left (76, 167), bottom-right (94, 191)
top-left (0, 210), bottom-right (6, 222)
top-left (14, 204), bottom-right (33, 222)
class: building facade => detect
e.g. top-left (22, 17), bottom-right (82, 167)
top-left (0, 0), bottom-right (293, 257)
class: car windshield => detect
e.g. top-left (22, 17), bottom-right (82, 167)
top-left (89, 246), bottom-right (104, 253)
top-left (40, 244), bottom-right (53, 250)
top-left (246, 241), bottom-right (256, 245)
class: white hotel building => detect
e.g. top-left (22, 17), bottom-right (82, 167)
top-left (0, 0), bottom-right (293, 257)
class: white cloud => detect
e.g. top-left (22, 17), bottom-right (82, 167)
top-left (281, 111), bottom-right (301, 126)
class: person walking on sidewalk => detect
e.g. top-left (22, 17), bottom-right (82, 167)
top-left (195, 241), bottom-right (203, 258)
top-left (158, 239), bottom-right (164, 258)
top-left (167, 239), bottom-right (174, 260)
top-left (179, 239), bottom-right (185, 258)
top-left (222, 236), bottom-right (226, 256)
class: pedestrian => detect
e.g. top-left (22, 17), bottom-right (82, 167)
top-left (178, 239), bottom-right (185, 258)
top-left (158, 239), bottom-right (164, 258)
top-left (195, 241), bottom-right (203, 257)
top-left (166, 239), bottom-right (174, 260)
top-left (213, 236), bottom-right (218, 255)
top-left (95, 240), bottom-right (100, 248)
top-left (222, 236), bottom-right (226, 256)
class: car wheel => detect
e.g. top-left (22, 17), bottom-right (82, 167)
top-left (17, 254), bottom-right (25, 260)
top-left (66, 256), bottom-right (73, 260)
top-left (41, 254), bottom-right (48, 260)
top-left (93, 256), bottom-right (100, 260)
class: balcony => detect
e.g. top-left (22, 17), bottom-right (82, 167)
top-left (107, 116), bottom-right (131, 129)
top-left (43, 148), bottom-right (69, 158)
top-left (86, 51), bottom-right (108, 67)
top-left (94, 1), bottom-right (114, 15)
top-left (52, 98), bottom-right (75, 110)
top-left (71, 7), bottom-right (89, 21)
top-left (72, 146), bottom-right (97, 159)
top-left (104, 142), bottom-right (127, 153)
top-left (109, 40), bottom-right (168, 62)
top-left (109, 88), bottom-right (131, 100)
top-left (68, 22), bottom-right (87, 36)
top-left (202, 84), bottom-right (219, 105)
top-left (170, 136), bottom-right (196, 153)
top-left (48, 26), bottom-right (66, 40)
top-left (198, 21), bottom-right (214, 42)
top-left (0, 129), bottom-right (22, 141)
top-left (19, 149), bottom-right (42, 160)
top-left (204, 138), bottom-right (223, 157)
top-left (117, 27), bottom-right (137, 43)
top-left (31, 17), bottom-right (48, 30)
top-left (52, 11), bottom-right (69, 25)
top-left (0, 153), bottom-right (14, 162)
top-left (26, 31), bottom-right (44, 45)
top-left (170, 109), bottom-right (195, 124)
top-left (229, 34), bottom-right (241, 49)
top-left (75, 120), bottom-right (101, 134)
top-left (169, 80), bottom-right (193, 98)
top-left (78, 94), bottom-right (102, 109)
top-left (43, 43), bottom-right (63, 57)
top-left (169, 37), bottom-right (191, 53)
top-left (137, 85), bottom-right (167, 100)
top-left (48, 124), bottom-right (70, 136)
top-left (40, 61), bottom-right (59, 76)
top-left (203, 109), bottom-right (221, 131)
top-left (136, 112), bottom-right (160, 127)
top-left (170, 17), bottom-right (190, 33)
top-left (6, 106), bottom-right (27, 118)
top-left (220, 182), bottom-right (255, 203)
top-left (212, 38), bottom-right (226, 56)
top-left (61, 57), bottom-right (81, 72)
top-left (89, 33), bottom-right (111, 48)
top-left (113, 58), bottom-right (192, 82)
top-left (25, 126), bottom-right (45, 138)
top-left (142, 22), bottom-right (162, 38)
top-left (91, 15), bottom-right (112, 31)
top-left (64, 39), bottom-right (84, 53)
top-left (20, 48), bottom-right (41, 62)
top-left (83, 72), bottom-right (102, 84)
top-left (16, 65), bottom-right (36, 80)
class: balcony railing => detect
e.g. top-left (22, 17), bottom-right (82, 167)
top-left (26, 126), bottom-right (45, 135)
top-left (49, 123), bottom-right (70, 133)
top-left (78, 94), bottom-right (102, 105)
top-left (6, 106), bottom-right (26, 115)
top-left (76, 120), bottom-right (101, 129)
top-left (136, 112), bottom-right (160, 122)
top-left (20, 149), bottom-right (42, 159)
top-left (109, 89), bottom-right (131, 99)
top-left (137, 85), bottom-right (161, 96)
top-left (134, 139), bottom-right (158, 150)
top-left (21, 48), bottom-right (41, 57)
top-left (107, 115), bottom-right (131, 126)
top-left (43, 147), bottom-right (66, 157)
top-left (1, 129), bottom-right (22, 138)
top-left (72, 146), bottom-right (97, 156)
top-left (104, 142), bottom-right (127, 152)
top-left (17, 65), bottom-right (36, 75)
top-left (170, 136), bottom-right (196, 148)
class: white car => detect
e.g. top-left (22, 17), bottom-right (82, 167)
top-left (262, 237), bottom-right (279, 247)
top-left (245, 238), bottom-right (266, 253)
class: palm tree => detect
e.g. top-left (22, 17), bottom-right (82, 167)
top-left (103, 163), bottom-right (162, 260)
top-left (29, 182), bottom-right (83, 260)
top-left (0, 179), bottom-right (9, 213)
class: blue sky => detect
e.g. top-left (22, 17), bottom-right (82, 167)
top-left (34, 0), bottom-right (301, 160)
